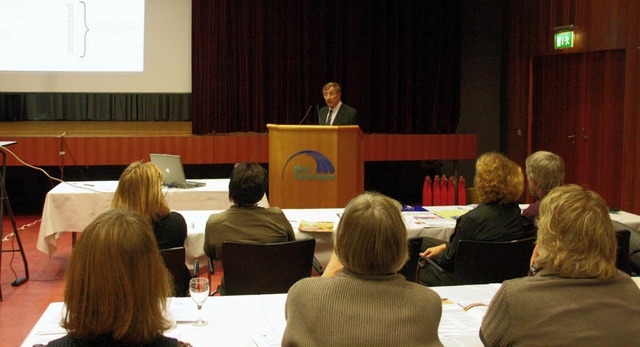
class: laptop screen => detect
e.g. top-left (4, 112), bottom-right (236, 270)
top-left (149, 153), bottom-right (188, 187)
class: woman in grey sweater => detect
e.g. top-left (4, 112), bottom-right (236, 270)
top-left (283, 192), bottom-right (443, 347)
top-left (481, 185), bottom-right (640, 346)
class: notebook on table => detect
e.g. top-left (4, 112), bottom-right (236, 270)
top-left (149, 153), bottom-right (206, 189)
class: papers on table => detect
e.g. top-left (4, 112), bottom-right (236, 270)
top-left (439, 300), bottom-right (490, 337)
top-left (411, 213), bottom-right (456, 227)
top-left (431, 283), bottom-right (500, 339)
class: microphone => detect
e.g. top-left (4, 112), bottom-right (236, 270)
top-left (298, 105), bottom-right (314, 125)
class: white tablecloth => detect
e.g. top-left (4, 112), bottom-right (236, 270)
top-left (37, 179), bottom-right (269, 256)
top-left (22, 277), bottom-right (640, 347)
top-left (17, 283), bottom-right (495, 347)
top-left (182, 207), bottom-right (462, 270)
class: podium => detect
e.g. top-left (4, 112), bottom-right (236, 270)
top-left (267, 124), bottom-right (364, 208)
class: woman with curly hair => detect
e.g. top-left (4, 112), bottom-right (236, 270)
top-left (418, 152), bottom-right (533, 286)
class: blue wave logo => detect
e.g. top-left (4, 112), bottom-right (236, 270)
top-left (281, 150), bottom-right (336, 181)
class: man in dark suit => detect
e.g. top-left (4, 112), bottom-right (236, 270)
top-left (318, 82), bottom-right (358, 125)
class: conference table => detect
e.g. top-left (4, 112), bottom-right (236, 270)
top-left (37, 179), bottom-right (269, 256)
top-left (182, 204), bottom-right (640, 270)
top-left (182, 206), bottom-right (464, 269)
top-left (22, 285), bottom-right (498, 347)
top-left (39, 181), bottom-right (640, 269)
top-left (20, 277), bottom-right (640, 347)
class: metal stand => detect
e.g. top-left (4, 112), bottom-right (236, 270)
top-left (0, 142), bottom-right (29, 301)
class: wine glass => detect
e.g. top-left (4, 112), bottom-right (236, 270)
top-left (189, 277), bottom-right (210, 326)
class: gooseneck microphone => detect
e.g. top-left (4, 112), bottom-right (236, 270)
top-left (298, 105), bottom-right (314, 125)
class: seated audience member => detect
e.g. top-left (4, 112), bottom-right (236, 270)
top-left (282, 192), bottom-right (443, 347)
top-left (112, 161), bottom-right (187, 250)
top-left (112, 161), bottom-right (190, 296)
top-left (521, 150), bottom-right (564, 226)
top-left (480, 185), bottom-right (640, 346)
top-left (47, 208), bottom-right (191, 347)
top-left (203, 162), bottom-right (294, 261)
top-left (418, 152), bottom-right (532, 286)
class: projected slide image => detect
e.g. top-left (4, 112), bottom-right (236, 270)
top-left (0, 0), bottom-right (145, 72)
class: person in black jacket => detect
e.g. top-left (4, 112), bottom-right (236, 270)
top-left (418, 152), bottom-right (533, 286)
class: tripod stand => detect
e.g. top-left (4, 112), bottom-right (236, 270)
top-left (0, 141), bottom-right (29, 301)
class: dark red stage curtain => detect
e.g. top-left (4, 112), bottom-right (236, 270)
top-left (192, 0), bottom-right (461, 135)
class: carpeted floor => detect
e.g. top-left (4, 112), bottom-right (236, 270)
top-left (0, 216), bottom-right (223, 347)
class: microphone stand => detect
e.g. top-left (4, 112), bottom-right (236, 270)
top-left (299, 105), bottom-right (314, 125)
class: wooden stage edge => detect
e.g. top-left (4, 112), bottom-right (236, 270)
top-left (0, 121), bottom-right (477, 166)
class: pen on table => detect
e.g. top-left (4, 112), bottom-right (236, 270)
top-left (336, 213), bottom-right (342, 218)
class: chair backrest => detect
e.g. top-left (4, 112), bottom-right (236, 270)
top-left (615, 229), bottom-right (632, 274)
top-left (222, 238), bottom-right (316, 295)
top-left (398, 237), bottom-right (423, 282)
top-left (455, 237), bottom-right (536, 284)
top-left (160, 246), bottom-right (191, 297)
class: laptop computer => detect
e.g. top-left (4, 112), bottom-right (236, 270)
top-left (149, 153), bottom-right (206, 189)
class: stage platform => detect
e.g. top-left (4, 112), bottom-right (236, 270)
top-left (0, 121), bottom-right (477, 166)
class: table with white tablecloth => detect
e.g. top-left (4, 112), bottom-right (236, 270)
top-left (182, 204), bottom-right (640, 270)
top-left (182, 206), bottom-right (463, 270)
top-left (37, 179), bottom-right (269, 256)
top-left (21, 277), bottom-right (640, 347)
top-left (17, 284), bottom-right (497, 347)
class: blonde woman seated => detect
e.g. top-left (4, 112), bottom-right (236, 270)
top-left (46, 209), bottom-right (191, 347)
top-left (112, 161), bottom-right (189, 296)
top-left (112, 161), bottom-right (187, 251)
top-left (480, 185), bottom-right (640, 346)
top-left (418, 152), bottom-right (533, 286)
top-left (283, 192), bottom-right (443, 347)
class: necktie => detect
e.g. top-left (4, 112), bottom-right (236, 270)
top-left (326, 109), bottom-right (333, 125)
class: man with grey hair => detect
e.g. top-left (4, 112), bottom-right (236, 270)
top-left (522, 150), bottom-right (565, 224)
top-left (318, 82), bottom-right (358, 125)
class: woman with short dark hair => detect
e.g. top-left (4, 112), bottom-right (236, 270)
top-left (203, 162), bottom-right (294, 261)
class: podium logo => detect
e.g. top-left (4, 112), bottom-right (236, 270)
top-left (282, 150), bottom-right (337, 181)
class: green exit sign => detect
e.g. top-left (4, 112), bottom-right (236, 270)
top-left (554, 31), bottom-right (574, 49)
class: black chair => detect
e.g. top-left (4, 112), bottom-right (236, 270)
top-left (160, 247), bottom-right (196, 297)
top-left (398, 237), bottom-right (423, 282)
top-left (615, 229), bottom-right (632, 275)
top-left (419, 237), bottom-right (536, 285)
top-left (218, 238), bottom-right (316, 295)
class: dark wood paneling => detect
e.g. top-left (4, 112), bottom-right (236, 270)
top-left (2, 132), bottom-right (476, 166)
top-left (503, 0), bottom-right (640, 213)
top-left (533, 50), bottom-right (625, 206)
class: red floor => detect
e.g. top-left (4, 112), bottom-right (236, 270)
top-left (0, 216), bottom-right (67, 347)
top-left (0, 216), bottom-right (223, 347)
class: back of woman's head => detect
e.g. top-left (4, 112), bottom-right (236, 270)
top-left (112, 161), bottom-right (169, 221)
top-left (63, 208), bottom-right (173, 344)
top-left (335, 192), bottom-right (408, 275)
top-left (474, 152), bottom-right (524, 204)
top-left (535, 184), bottom-right (618, 279)
top-left (228, 162), bottom-right (268, 207)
